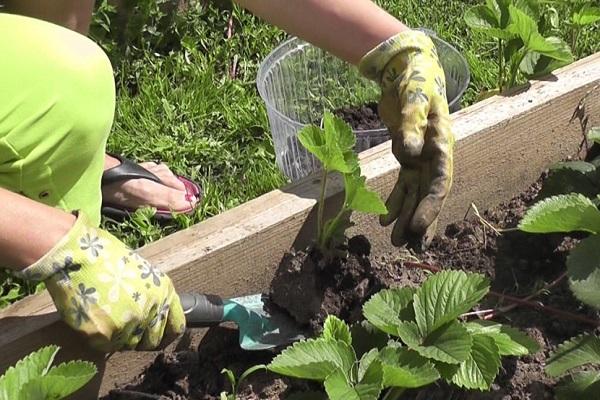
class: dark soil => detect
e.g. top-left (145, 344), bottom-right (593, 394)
top-left (105, 173), bottom-right (600, 400)
top-left (333, 102), bottom-right (385, 130)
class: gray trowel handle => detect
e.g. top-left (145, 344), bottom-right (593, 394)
top-left (179, 293), bottom-right (225, 327)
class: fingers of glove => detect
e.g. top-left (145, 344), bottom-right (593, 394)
top-left (409, 142), bottom-right (453, 235)
top-left (380, 173), bottom-right (408, 227)
top-left (137, 301), bottom-right (167, 350)
top-left (396, 97), bottom-right (429, 159)
top-left (391, 176), bottom-right (420, 247)
top-left (160, 292), bottom-right (186, 348)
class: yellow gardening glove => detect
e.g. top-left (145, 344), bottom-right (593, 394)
top-left (16, 212), bottom-right (185, 352)
top-left (359, 30), bottom-right (454, 248)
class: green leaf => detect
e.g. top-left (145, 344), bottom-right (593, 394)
top-left (0, 345), bottom-right (60, 399)
top-left (555, 371), bottom-right (600, 400)
top-left (567, 235), bottom-right (600, 309)
top-left (394, 321), bottom-right (423, 349)
top-left (486, 0), bottom-right (511, 27)
top-left (413, 321), bottom-right (473, 364)
top-left (363, 287), bottom-right (416, 336)
top-left (268, 338), bottom-right (356, 381)
top-left (546, 334), bottom-right (600, 377)
top-left (519, 194), bottom-right (600, 234)
top-left (572, 4), bottom-right (600, 26)
top-left (538, 161), bottom-right (599, 199)
top-left (514, 0), bottom-right (540, 20)
top-left (221, 368), bottom-right (236, 391)
top-left (297, 113), bottom-right (358, 174)
top-left (464, 5), bottom-right (514, 39)
top-left (588, 127), bottom-right (600, 145)
top-left (378, 347), bottom-right (440, 388)
top-left (324, 367), bottom-right (382, 400)
top-left (358, 349), bottom-right (380, 382)
top-left (344, 172), bottom-right (387, 215)
top-left (445, 335), bottom-right (501, 390)
top-left (359, 357), bottom-right (384, 387)
top-left (520, 37), bottom-right (573, 78)
top-left (20, 361), bottom-right (97, 400)
top-left (507, 5), bottom-right (570, 61)
top-left (507, 6), bottom-right (550, 50)
top-left (413, 270), bottom-right (489, 335)
top-left (464, 320), bottom-right (540, 356)
top-left (350, 321), bottom-right (389, 359)
top-left (323, 316), bottom-right (352, 346)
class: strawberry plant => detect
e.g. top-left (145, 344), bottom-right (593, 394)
top-left (537, 126), bottom-right (600, 199)
top-left (464, 0), bottom-right (574, 92)
top-left (546, 334), bottom-right (600, 399)
top-left (268, 271), bottom-right (539, 399)
top-left (0, 345), bottom-right (96, 400)
top-left (519, 193), bottom-right (600, 308)
top-left (297, 112), bottom-right (387, 256)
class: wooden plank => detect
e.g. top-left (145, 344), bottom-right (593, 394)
top-left (1, 53), bottom-right (599, 399)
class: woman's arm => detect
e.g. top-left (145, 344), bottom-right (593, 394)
top-left (2, 0), bottom-right (95, 34)
top-left (0, 187), bottom-right (75, 270)
top-left (234, 0), bottom-right (409, 64)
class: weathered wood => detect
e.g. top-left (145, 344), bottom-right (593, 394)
top-left (1, 53), bottom-right (599, 399)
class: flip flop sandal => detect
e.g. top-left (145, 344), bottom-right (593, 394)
top-left (101, 154), bottom-right (202, 222)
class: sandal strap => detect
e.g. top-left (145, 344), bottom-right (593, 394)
top-left (101, 154), bottom-right (162, 186)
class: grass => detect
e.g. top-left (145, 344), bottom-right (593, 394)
top-left (1, 0), bottom-right (599, 304)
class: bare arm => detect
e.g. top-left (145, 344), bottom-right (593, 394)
top-left (0, 188), bottom-right (75, 270)
top-left (2, 0), bottom-right (95, 34)
top-left (234, 0), bottom-right (409, 65)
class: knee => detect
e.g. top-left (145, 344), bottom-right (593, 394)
top-left (1, 13), bottom-right (116, 135)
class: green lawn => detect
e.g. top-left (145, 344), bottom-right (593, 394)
top-left (0, 0), bottom-right (598, 305)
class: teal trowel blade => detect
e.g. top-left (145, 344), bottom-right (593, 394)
top-left (223, 294), bottom-right (306, 350)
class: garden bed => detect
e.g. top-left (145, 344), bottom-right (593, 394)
top-left (0, 54), bottom-right (598, 400)
top-left (103, 173), bottom-right (598, 399)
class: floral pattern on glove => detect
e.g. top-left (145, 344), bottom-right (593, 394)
top-left (17, 212), bottom-right (185, 352)
top-left (359, 30), bottom-right (454, 248)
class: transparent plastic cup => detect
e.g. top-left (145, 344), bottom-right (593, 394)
top-left (257, 31), bottom-right (470, 181)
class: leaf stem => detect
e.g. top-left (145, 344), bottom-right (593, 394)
top-left (317, 168), bottom-right (328, 248)
top-left (498, 38), bottom-right (505, 92)
top-left (402, 261), bottom-right (600, 327)
top-left (508, 49), bottom-right (527, 89)
top-left (319, 206), bottom-right (349, 251)
top-left (571, 27), bottom-right (579, 58)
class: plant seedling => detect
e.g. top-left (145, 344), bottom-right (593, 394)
top-left (268, 270), bottom-right (538, 399)
top-left (0, 345), bottom-right (97, 400)
top-left (220, 365), bottom-right (267, 400)
top-left (464, 0), bottom-right (573, 92)
top-left (297, 112), bottom-right (387, 257)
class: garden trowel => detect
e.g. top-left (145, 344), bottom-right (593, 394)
top-left (179, 293), bottom-right (305, 351)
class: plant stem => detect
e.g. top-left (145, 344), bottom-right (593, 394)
top-left (498, 38), bottom-right (505, 91)
top-left (382, 387), bottom-right (406, 400)
top-left (317, 168), bottom-right (328, 248)
top-left (571, 27), bottom-right (579, 58)
top-left (402, 261), bottom-right (600, 327)
top-left (319, 206), bottom-right (349, 250)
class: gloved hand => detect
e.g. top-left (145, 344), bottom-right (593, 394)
top-left (16, 212), bottom-right (185, 352)
top-left (359, 30), bottom-right (454, 248)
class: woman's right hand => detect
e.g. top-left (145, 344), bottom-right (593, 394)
top-left (16, 212), bottom-right (185, 352)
